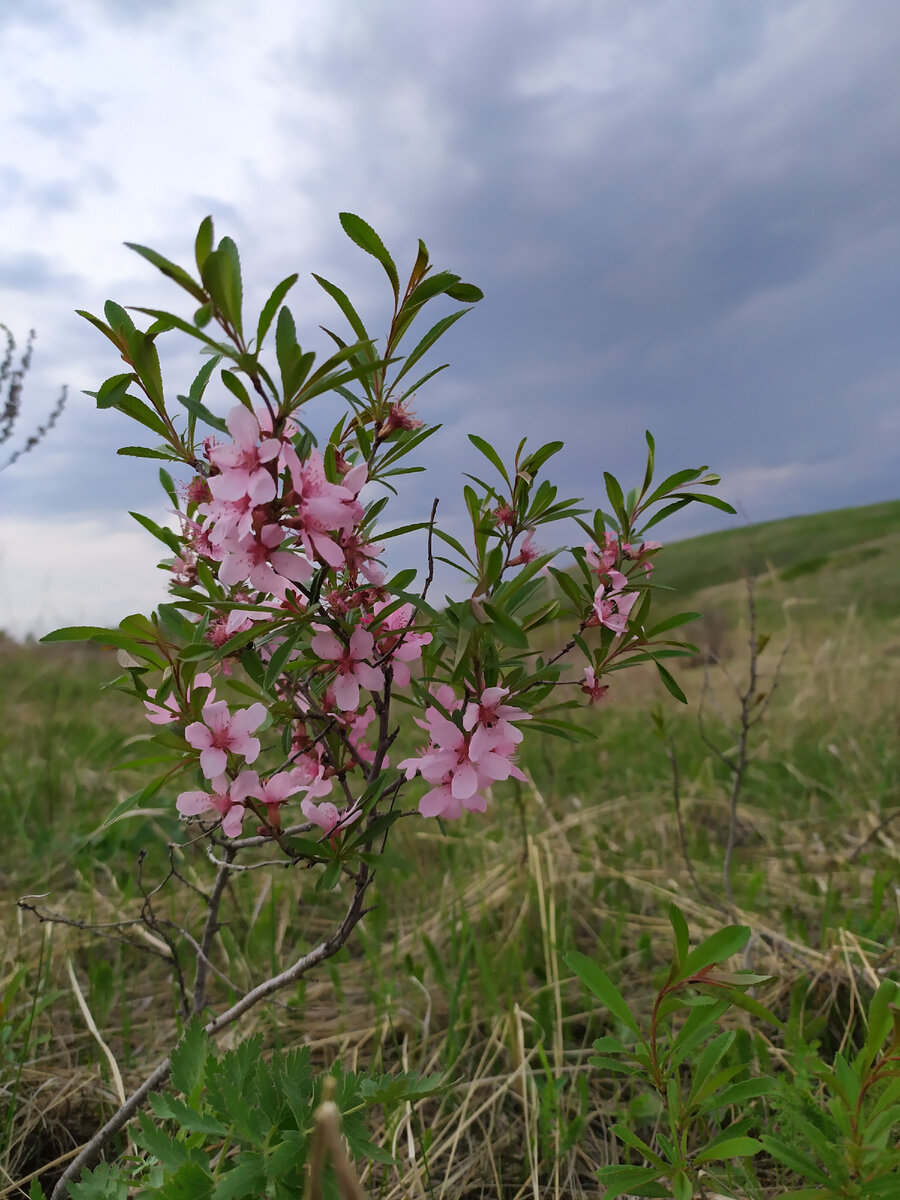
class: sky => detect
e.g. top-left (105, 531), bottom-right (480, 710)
top-left (0, 0), bottom-right (898, 639)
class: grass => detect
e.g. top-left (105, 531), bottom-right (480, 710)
top-left (1, 497), bottom-right (899, 1197)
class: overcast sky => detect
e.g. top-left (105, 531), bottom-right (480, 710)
top-left (1, 0), bottom-right (898, 638)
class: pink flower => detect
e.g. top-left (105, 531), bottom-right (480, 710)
top-left (185, 699), bottom-right (267, 778)
top-left (378, 398), bottom-right (423, 437)
top-left (580, 667), bottom-right (610, 705)
top-left (462, 686), bottom-right (530, 747)
top-left (144, 672), bottom-right (214, 725)
top-left (508, 530), bottom-right (541, 567)
top-left (310, 626), bottom-right (383, 711)
top-left (207, 405), bottom-right (280, 504)
top-left (284, 448), bottom-right (362, 567)
top-left (177, 772), bottom-right (250, 838)
top-left (370, 602), bottom-right (432, 688)
top-left (591, 580), bottom-right (639, 636)
top-left (218, 524), bottom-right (314, 597)
top-left (586, 532), bottom-right (619, 575)
top-left (301, 797), bottom-right (362, 837)
top-left (399, 697), bottom-right (526, 820)
top-left (339, 529), bottom-right (385, 585)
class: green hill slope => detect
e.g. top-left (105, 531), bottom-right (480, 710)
top-left (649, 498), bottom-right (900, 620)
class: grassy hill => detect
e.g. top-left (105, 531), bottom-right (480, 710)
top-left (649, 497), bottom-right (900, 621)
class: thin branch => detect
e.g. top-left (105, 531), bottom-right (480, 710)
top-left (192, 846), bottom-right (234, 1015)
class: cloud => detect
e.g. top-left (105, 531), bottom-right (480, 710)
top-left (0, 252), bottom-right (82, 294)
top-left (0, 512), bottom-right (172, 639)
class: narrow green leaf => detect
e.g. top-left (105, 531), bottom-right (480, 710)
top-left (125, 242), bottom-right (206, 302)
top-left (311, 273), bottom-right (371, 345)
top-left (177, 392), bottom-right (229, 434)
top-left (195, 215), bottom-right (214, 272)
top-left (256, 272), bottom-right (299, 348)
top-left (116, 445), bottom-right (175, 460)
top-left (339, 212), bottom-right (399, 299)
top-left (654, 660), bottom-right (688, 704)
top-left (468, 433), bottom-right (510, 485)
top-left (566, 951), bottom-right (641, 1036)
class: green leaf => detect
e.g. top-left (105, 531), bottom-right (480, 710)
top-left (116, 445), bottom-right (175, 460)
top-left (611, 1123), bottom-right (667, 1168)
top-left (856, 978), bottom-right (899, 1073)
top-left (594, 1165), bottom-right (664, 1200)
top-left (683, 924), bottom-right (751, 976)
top-left (445, 281), bottom-right (483, 302)
top-left (654, 660), bottom-right (688, 704)
top-left (195, 216), bottom-right (214, 272)
top-left (647, 612), bottom-right (701, 638)
top-left (256, 272), bottom-right (299, 348)
top-left (100, 774), bottom-right (168, 829)
top-left (604, 471), bottom-right (628, 528)
top-left (95, 371), bottom-right (137, 409)
top-left (565, 951), bottom-right (641, 1036)
top-left (679, 491), bottom-right (737, 514)
top-left (149, 1091), bottom-right (225, 1135)
top-left (311, 273), bottom-right (371, 346)
top-left (125, 241), bottom-right (206, 302)
top-left (169, 1015), bottom-right (208, 1099)
top-left (129, 510), bottom-right (182, 554)
top-left (200, 237), bottom-right (244, 337)
top-left (177, 391), bottom-right (229, 434)
top-left (480, 601), bottom-right (529, 648)
top-left (696, 1135), bottom-right (764, 1163)
top-left (468, 433), bottom-right (510, 485)
top-left (339, 212), bottom-right (399, 299)
top-left (392, 309), bottom-right (467, 385)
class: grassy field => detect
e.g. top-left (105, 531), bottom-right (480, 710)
top-left (1, 498), bottom-right (898, 1198)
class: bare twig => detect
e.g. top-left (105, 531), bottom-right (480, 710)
top-left (192, 845), bottom-right (234, 1015)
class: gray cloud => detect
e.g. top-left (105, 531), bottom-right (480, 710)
top-left (1, 0), bottom-right (899, 633)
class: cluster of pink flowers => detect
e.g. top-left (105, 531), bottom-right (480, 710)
top-left (149, 404), bottom-right (441, 839)
top-left (399, 686), bottom-right (530, 820)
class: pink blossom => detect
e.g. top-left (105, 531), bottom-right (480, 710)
top-left (339, 529), bottom-right (385, 585)
top-left (370, 602), bottom-right (432, 687)
top-left (301, 797), bottom-right (362, 837)
top-left (177, 773), bottom-right (249, 838)
top-left (508, 529), bottom-right (541, 567)
top-left (185, 699), bottom-right (267, 778)
top-left (228, 769), bottom-right (305, 821)
top-left (144, 672), bottom-right (214, 725)
top-left (284, 448), bottom-right (362, 567)
top-left (462, 686), bottom-right (530, 746)
top-left (580, 667), bottom-right (610, 705)
top-left (379, 398), bottom-right (423, 437)
top-left (399, 700), bottom-right (526, 820)
top-left (287, 748), bottom-right (333, 802)
top-left (310, 626), bottom-right (383, 711)
top-left (218, 524), bottom-right (314, 598)
top-left (207, 405), bottom-right (280, 504)
top-left (591, 580), bottom-right (639, 636)
top-left (586, 532), bottom-right (619, 575)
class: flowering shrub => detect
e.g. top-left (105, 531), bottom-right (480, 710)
top-left (42, 213), bottom-right (735, 1194)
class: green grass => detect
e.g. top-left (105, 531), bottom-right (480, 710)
top-left (651, 496), bottom-right (900, 617)
top-left (1, 498), bottom-right (899, 1198)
